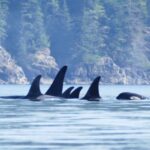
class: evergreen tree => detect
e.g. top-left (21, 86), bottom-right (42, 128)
top-left (19, 0), bottom-right (49, 56)
top-left (4, 0), bottom-right (21, 54)
top-left (42, 0), bottom-right (60, 36)
top-left (101, 0), bottom-right (149, 68)
top-left (103, 0), bottom-right (133, 66)
top-left (54, 0), bottom-right (73, 63)
top-left (43, 0), bottom-right (72, 65)
top-left (60, 0), bottom-right (72, 31)
top-left (146, 0), bottom-right (150, 25)
top-left (125, 0), bottom-right (149, 68)
top-left (0, 0), bottom-right (8, 45)
top-left (1, 0), bottom-right (150, 73)
top-left (76, 0), bottom-right (106, 63)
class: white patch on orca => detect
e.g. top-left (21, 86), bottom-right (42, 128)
top-left (130, 96), bottom-right (141, 100)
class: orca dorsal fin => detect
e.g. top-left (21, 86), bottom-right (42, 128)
top-left (25, 75), bottom-right (42, 99)
top-left (82, 76), bottom-right (101, 101)
top-left (70, 86), bottom-right (83, 98)
top-left (62, 86), bottom-right (74, 98)
top-left (45, 66), bottom-right (67, 97)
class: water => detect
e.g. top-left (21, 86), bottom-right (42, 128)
top-left (0, 84), bottom-right (150, 150)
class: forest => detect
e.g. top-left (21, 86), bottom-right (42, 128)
top-left (0, 0), bottom-right (150, 84)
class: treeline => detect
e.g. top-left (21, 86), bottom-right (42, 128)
top-left (0, 0), bottom-right (150, 70)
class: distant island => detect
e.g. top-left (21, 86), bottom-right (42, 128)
top-left (0, 0), bottom-right (150, 84)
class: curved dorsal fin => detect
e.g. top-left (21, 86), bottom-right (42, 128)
top-left (25, 75), bottom-right (42, 99)
top-left (45, 66), bottom-right (67, 97)
top-left (82, 76), bottom-right (101, 100)
top-left (62, 86), bottom-right (74, 98)
top-left (70, 86), bottom-right (83, 98)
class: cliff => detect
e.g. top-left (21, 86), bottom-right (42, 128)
top-left (17, 48), bottom-right (59, 84)
top-left (0, 47), bottom-right (149, 85)
top-left (68, 57), bottom-right (150, 85)
top-left (0, 47), bottom-right (28, 84)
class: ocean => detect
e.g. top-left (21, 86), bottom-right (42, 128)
top-left (0, 84), bottom-right (150, 150)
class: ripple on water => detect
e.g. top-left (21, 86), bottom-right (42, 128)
top-left (0, 85), bottom-right (150, 150)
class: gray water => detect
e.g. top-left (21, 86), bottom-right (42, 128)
top-left (0, 84), bottom-right (150, 150)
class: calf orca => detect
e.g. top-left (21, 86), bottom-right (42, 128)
top-left (62, 86), bottom-right (83, 99)
top-left (0, 75), bottom-right (42, 99)
top-left (69, 86), bottom-right (83, 99)
top-left (81, 76), bottom-right (101, 101)
top-left (116, 92), bottom-right (146, 100)
top-left (62, 86), bottom-right (74, 98)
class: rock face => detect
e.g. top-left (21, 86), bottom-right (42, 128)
top-left (0, 47), bottom-right (28, 84)
top-left (0, 46), bottom-right (149, 85)
top-left (21, 48), bottom-right (59, 84)
top-left (68, 57), bottom-right (150, 84)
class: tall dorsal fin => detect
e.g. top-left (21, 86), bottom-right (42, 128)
top-left (25, 75), bottom-right (42, 99)
top-left (62, 86), bottom-right (74, 98)
top-left (45, 66), bottom-right (67, 97)
top-left (82, 76), bottom-right (101, 101)
top-left (70, 86), bottom-right (83, 98)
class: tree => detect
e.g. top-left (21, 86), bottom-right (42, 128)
top-left (76, 0), bottom-right (106, 63)
top-left (42, 0), bottom-right (60, 36)
top-left (125, 0), bottom-right (149, 68)
top-left (0, 0), bottom-right (8, 45)
top-left (43, 0), bottom-right (73, 65)
top-left (103, 0), bottom-right (133, 66)
top-left (102, 0), bottom-right (149, 68)
top-left (19, 0), bottom-right (49, 56)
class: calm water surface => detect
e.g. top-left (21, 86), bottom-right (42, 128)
top-left (0, 84), bottom-right (150, 150)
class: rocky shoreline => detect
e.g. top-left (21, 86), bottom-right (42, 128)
top-left (0, 47), bottom-right (28, 84)
top-left (0, 46), bottom-right (149, 85)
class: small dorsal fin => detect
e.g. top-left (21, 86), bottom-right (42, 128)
top-left (62, 86), bottom-right (74, 98)
top-left (70, 86), bottom-right (83, 98)
top-left (25, 75), bottom-right (42, 99)
top-left (82, 76), bottom-right (101, 101)
top-left (45, 66), bottom-right (67, 97)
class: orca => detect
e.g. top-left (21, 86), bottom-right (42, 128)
top-left (45, 66), bottom-right (67, 97)
top-left (25, 75), bottom-right (42, 99)
top-left (116, 92), bottom-right (146, 100)
top-left (0, 66), bottom-right (101, 101)
top-left (62, 86), bottom-right (74, 98)
top-left (0, 66), bottom-right (68, 100)
top-left (0, 75), bottom-right (42, 99)
top-left (69, 86), bottom-right (83, 99)
top-left (81, 76), bottom-right (101, 101)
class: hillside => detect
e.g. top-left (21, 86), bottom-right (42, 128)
top-left (0, 0), bottom-right (150, 84)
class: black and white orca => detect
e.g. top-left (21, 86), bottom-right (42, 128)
top-left (62, 86), bottom-right (74, 98)
top-left (69, 86), bottom-right (83, 99)
top-left (0, 66), bottom-right (68, 100)
top-left (116, 92), bottom-right (146, 100)
top-left (0, 75), bottom-right (42, 100)
top-left (45, 66), bottom-right (67, 97)
top-left (0, 66), bottom-right (102, 101)
top-left (81, 76), bottom-right (101, 101)
top-left (61, 86), bottom-right (83, 99)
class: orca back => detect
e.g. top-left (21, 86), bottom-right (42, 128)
top-left (116, 92), bottom-right (146, 100)
top-left (70, 86), bottom-right (83, 98)
top-left (82, 76), bottom-right (101, 101)
top-left (0, 95), bottom-right (25, 99)
top-left (25, 75), bottom-right (42, 99)
top-left (62, 86), bottom-right (74, 98)
top-left (45, 66), bottom-right (67, 97)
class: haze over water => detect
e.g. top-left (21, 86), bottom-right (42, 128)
top-left (0, 85), bottom-right (150, 150)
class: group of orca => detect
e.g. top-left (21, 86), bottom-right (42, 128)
top-left (0, 66), bottom-right (148, 101)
